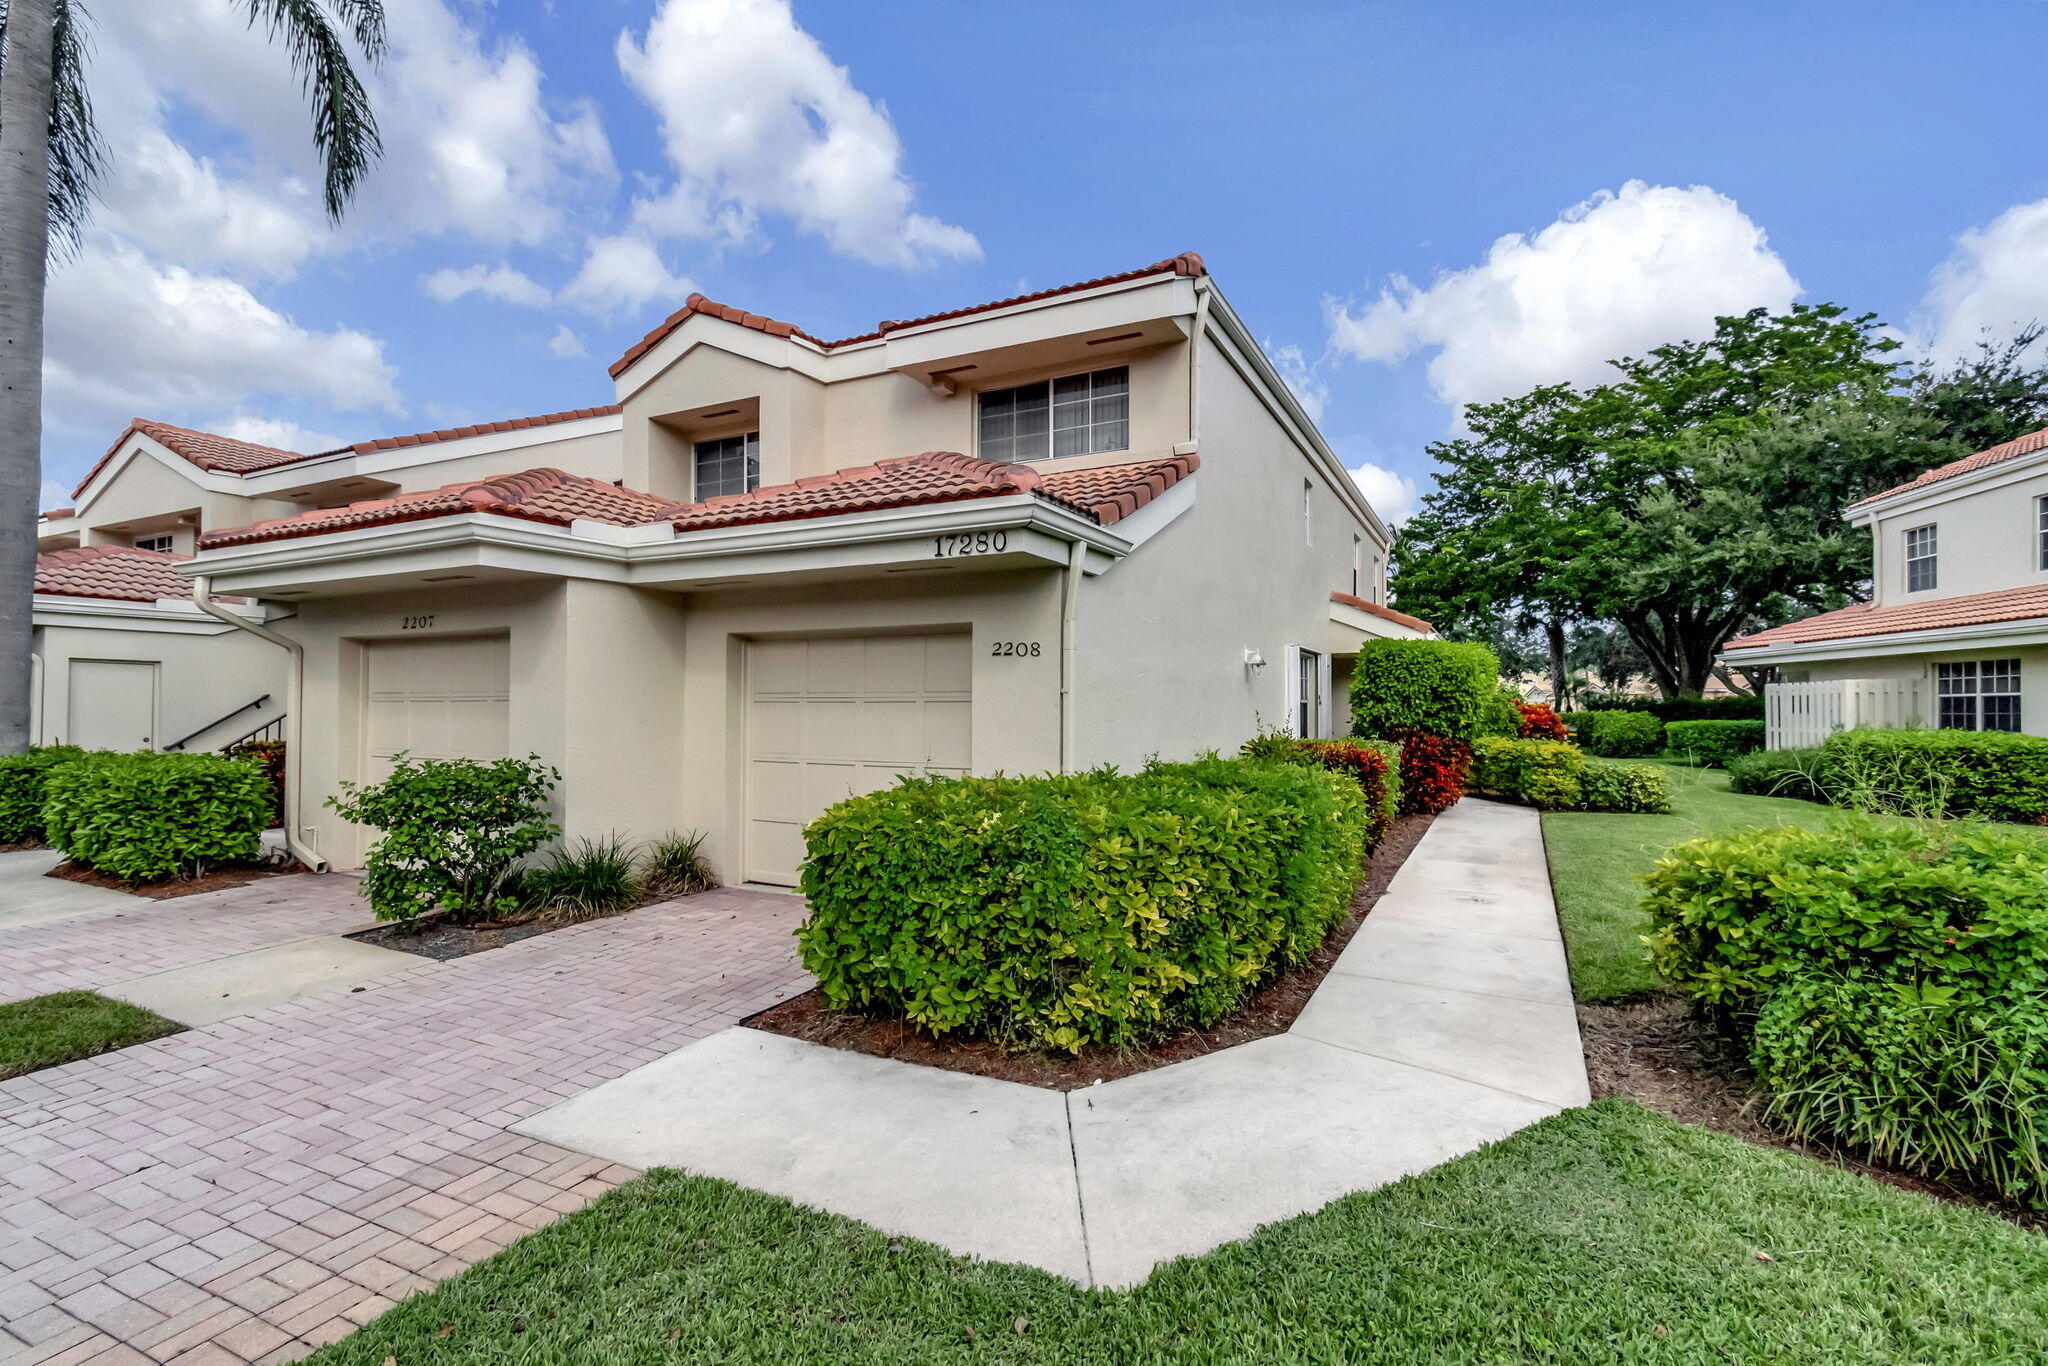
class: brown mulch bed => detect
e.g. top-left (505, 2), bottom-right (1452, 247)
top-left (45, 859), bottom-right (306, 900)
top-left (1581, 995), bottom-right (2045, 1232)
top-left (744, 810), bottom-right (1437, 1091)
top-left (0, 840), bottom-right (47, 854)
top-left (350, 916), bottom-right (571, 961)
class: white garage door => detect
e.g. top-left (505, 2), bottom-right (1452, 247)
top-left (744, 633), bottom-right (971, 886)
top-left (363, 635), bottom-right (510, 780)
top-left (67, 659), bottom-right (158, 750)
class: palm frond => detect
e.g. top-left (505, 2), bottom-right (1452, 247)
top-left (0, 0), bottom-right (109, 256)
top-left (234, 0), bottom-right (386, 220)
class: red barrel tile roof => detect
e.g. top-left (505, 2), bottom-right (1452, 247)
top-left (72, 420), bottom-right (310, 496)
top-left (667, 452), bottom-right (1085, 532)
top-left (199, 469), bottom-right (687, 548)
top-left (1040, 454), bottom-right (1200, 526)
top-left (329, 405), bottom-right (622, 456)
top-left (36, 546), bottom-right (200, 603)
top-left (1849, 424), bottom-right (2048, 509)
top-left (1330, 591), bottom-right (1435, 634)
top-left (610, 252), bottom-right (1207, 378)
top-left (1724, 583), bottom-right (2048, 652)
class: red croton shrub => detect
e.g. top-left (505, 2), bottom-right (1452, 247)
top-left (1296, 739), bottom-right (1398, 849)
top-left (1394, 732), bottom-right (1472, 816)
top-left (1516, 703), bottom-right (1569, 742)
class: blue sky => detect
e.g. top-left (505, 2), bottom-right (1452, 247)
top-left (44, 1), bottom-right (2048, 521)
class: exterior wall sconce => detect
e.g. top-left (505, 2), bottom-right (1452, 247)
top-left (1243, 648), bottom-right (1266, 674)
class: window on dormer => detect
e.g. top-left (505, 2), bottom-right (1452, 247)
top-left (693, 431), bottom-right (759, 499)
top-left (977, 365), bottom-right (1129, 463)
top-left (2037, 496), bottom-right (2047, 571)
top-left (133, 534), bottom-right (175, 553)
top-left (1904, 524), bottom-right (1937, 592)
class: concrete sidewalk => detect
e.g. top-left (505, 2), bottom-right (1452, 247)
top-left (515, 798), bottom-right (1588, 1289)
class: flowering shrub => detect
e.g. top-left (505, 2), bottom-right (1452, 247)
top-left (1396, 733), bottom-right (1470, 816)
top-left (1515, 703), bottom-right (1568, 741)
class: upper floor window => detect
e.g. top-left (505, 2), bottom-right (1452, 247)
top-left (2037, 496), bottom-right (2047, 571)
top-left (694, 431), bottom-right (759, 500)
top-left (133, 533), bottom-right (175, 553)
top-left (1904, 524), bottom-right (1937, 592)
top-left (1937, 659), bottom-right (2021, 732)
top-left (977, 365), bottom-right (1128, 463)
top-left (1351, 535), bottom-right (1363, 597)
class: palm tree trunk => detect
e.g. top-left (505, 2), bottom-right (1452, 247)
top-left (0, 0), bottom-right (57, 754)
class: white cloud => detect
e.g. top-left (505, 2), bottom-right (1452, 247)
top-left (213, 416), bottom-right (351, 454)
top-left (40, 481), bottom-right (75, 515)
top-left (1349, 462), bottom-right (1420, 527)
top-left (422, 263), bottom-right (553, 306)
top-left (43, 241), bottom-right (401, 455)
top-left (1329, 181), bottom-right (1801, 413)
top-left (1267, 342), bottom-right (1329, 423)
top-left (546, 324), bottom-right (587, 359)
top-left (1917, 198), bottom-right (2048, 364)
top-left (560, 235), bottom-right (694, 318)
top-left (615, 0), bottom-right (978, 268)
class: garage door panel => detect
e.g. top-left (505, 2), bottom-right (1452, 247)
top-left (744, 633), bottom-right (972, 886)
top-left (361, 637), bottom-right (510, 770)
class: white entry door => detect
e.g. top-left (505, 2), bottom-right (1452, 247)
top-left (67, 660), bottom-right (159, 750)
top-left (362, 635), bottom-right (510, 780)
top-left (744, 633), bottom-right (971, 886)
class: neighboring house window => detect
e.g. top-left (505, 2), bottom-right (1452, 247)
top-left (977, 366), bottom-right (1129, 462)
top-left (1904, 524), bottom-right (1937, 592)
top-left (1937, 659), bottom-right (2022, 732)
top-left (693, 432), bottom-right (759, 499)
top-left (133, 534), bottom-right (175, 553)
top-left (1297, 647), bottom-right (1324, 738)
top-left (2038, 496), bottom-right (2048, 571)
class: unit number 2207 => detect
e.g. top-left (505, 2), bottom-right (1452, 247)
top-left (932, 531), bottom-right (1008, 557)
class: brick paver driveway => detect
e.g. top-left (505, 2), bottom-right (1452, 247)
top-left (0, 887), bottom-right (810, 1365)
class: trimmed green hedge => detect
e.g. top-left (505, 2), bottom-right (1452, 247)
top-left (1470, 737), bottom-right (1584, 810)
top-left (1242, 734), bottom-right (1401, 849)
top-left (44, 753), bottom-right (271, 882)
top-left (1577, 760), bottom-right (1672, 813)
top-left (1726, 747), bottom-right (1826, 802)
top-left (0, 746), bottom-right (88, 844)
top-left (1819, 728), bottom-right (2048, 824)
top-left (1476, 689), bottom-right (1524, 739)
top-left (1591, 695), bottom-right (1765, 722)
top-left (799, 757), bottom-right (1368, 1052)
top-left (1349, 639), bottom-right (1500, 742)
top-left (1572, 710), bottom-right (1665, 758)
top-left (1665, 719), bottom-right (1766, 767)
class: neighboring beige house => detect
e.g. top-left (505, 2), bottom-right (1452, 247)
top-left (52, 253), bottom-right (1428, 884)
top-left (1725, 425), bottom-right (2048, 743)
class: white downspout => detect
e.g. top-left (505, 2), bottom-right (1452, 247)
top-left (1059, 537), bottom-right (1085, 773)
top-left (1182, 279), bottom-right (1211, 453)
top-left (191, 576), bottom-right (329, 872)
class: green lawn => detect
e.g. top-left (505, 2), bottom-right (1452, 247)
top-left (0, 990), bottom-right (181, 1080)
top-left (307, 1099), bottom-right (2048, 1365)
top-left (1542, 762), bottom-right (1836, 1002)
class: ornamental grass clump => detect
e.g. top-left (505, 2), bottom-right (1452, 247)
top-left (799, 757), bottom-right (1367, 1053)
top-left (328, 754), bottom-right (559, 925)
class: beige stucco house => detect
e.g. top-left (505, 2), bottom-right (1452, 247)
top-left (47, 253), bottom-right (1430, 884)
top-left (1725, 425), bottom-right (2048, 743)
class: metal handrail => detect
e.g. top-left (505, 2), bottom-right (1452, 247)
top-left (163, 694), bottom-right (271, 751)
top-left (218, 715), bottom-right (285, 750)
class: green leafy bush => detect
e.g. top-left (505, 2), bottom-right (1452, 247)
top-left (1591, 695), bottom-right (1765, 722)
top-left (1476, 689), bottom-right (1524, 739)
top-left (524, 834), bottom-right (642, 916)
top-left (1665, 719), bottom-right (1766, 767)
top-left (1576, 760), bottom-right (1672, 813)
top-left (225, 739), bottom-right (286, 828)
top-left (1727, 747), bottom-right (1826, 803)
top-left (1571, 710), bottom-right (1665, 758)
top-left (799, 757), bottom-right (1367, 1052)
top-left (1349, 639), bottom-right (1500, 742)
top-left (0, 745), bottom-right (88, 844)
top-left (43, 753), bottom-right (269, 882)
top-left (1749, 975), bottom-right (2048, 1206)
top-left (328, 754), bottom-right (560, 925)
top-left (1240, 733), bottom-right (1400, 849)
top-left (1468, 737), bottom-right (1585, 810)
top-left (1643, 819), bottom-right (2048, 1008)
top-left (1819, 728), bottom-right (2048, 824)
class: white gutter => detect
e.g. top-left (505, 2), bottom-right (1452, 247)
top-left (190, 576), bottom-right (329, 872)
top-left (1059, 536), bottom-right (1085, 772)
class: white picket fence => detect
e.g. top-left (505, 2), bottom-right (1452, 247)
top-left (1765, 677), bottom-right (1926, 749)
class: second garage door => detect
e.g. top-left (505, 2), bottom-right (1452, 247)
top-left (362, 635), bottom-right (510, 780)
top-left (744, 633), bottom-right (970, 886)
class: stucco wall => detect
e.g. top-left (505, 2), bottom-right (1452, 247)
top-left (33, 615), bottom-right (289, 751)
top-left (379, 429), bottom-right (625, 494)
top-left (75, 450), bottom-right (299, 545)
top-left (1780, 644), bottom-right (2048, 737)
top-left (1868, 466), bottom-right (2048, 605)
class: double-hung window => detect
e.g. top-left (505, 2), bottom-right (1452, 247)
top-left (2037, 496), bottom-right (2048, 571)
top-left (1937, 659), bottom-right (2022, 732)
top-left (1904, 524), bottom-right (1937, 592)
top-left (693, 431), bottom-right (759, 499)
top-left (977, 366), bottom-right (1129, 462)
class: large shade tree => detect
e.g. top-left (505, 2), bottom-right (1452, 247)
top-left (1394, 304), bottom-right (2013, 698)
top-left (0, 0), bottom-right (386, 752)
